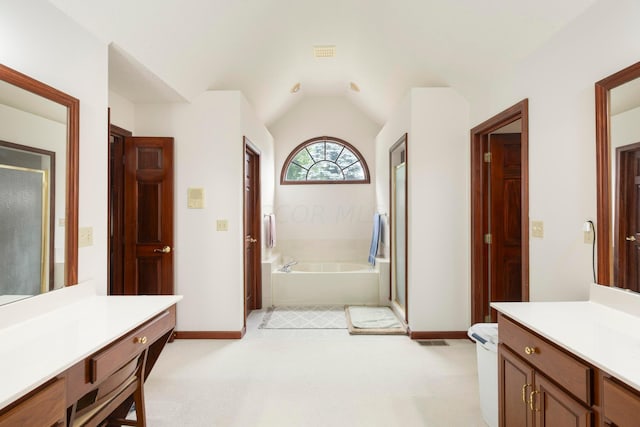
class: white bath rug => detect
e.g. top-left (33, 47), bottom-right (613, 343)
top-left (345, 306), bottom-right (407, 335)
top-left (259, 305), bottom-right (347, 329)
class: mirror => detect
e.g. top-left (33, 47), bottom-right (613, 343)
top-left (0, 64), bottom-right (78, 305)
top-left (595, 61), bottom-right (640, 290)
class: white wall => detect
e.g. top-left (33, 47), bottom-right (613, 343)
top-left (375, 88), bottom-right (470, 332)
top-left (1, 0), bottom-right (109, 292)
top-left (269, 96), bottom-right (380, 263)
top-left (375, 93), bottom-right (411, 259)
top-left (135, 91), bottom-right (274, 331)
top-left (409, 88), bottom-right (470, 331)
top-left (108, 90), bottom-right (135, 131)
top-left (466, 0), bottom-right (640, 301)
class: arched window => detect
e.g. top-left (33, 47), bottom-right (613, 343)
top-left (281, 136), bottom-right (370, 184)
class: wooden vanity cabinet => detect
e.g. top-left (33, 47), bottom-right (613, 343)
top-left (66, 306), bottom-right (176, 426)
top-left (498, 313), bottom-right (593, 427)
top-left (601, 377), bottom-right (640, 426)
top-left (0, 378), bottom-right (66, 427)
top-left (0, 304), bottom-right (177, 427)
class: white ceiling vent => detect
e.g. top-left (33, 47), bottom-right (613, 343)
top-left (313, 45), bottom-right (336, 58)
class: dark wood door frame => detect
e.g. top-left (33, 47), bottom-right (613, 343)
top-left (471, 99), bottom-right (529, 324)
top-left (108, 121), bottom-right (132, 295)
top-left (243, 137), bottom-right (262, 325)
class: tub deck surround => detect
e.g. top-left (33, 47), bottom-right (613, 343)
top-left (271, 262), bottom-right (380, 306)
top-left (0, 287), bottom-right (182, 411)
top-left (492, 283), bottom-right (640, 391)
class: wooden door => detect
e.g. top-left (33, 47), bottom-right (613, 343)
top-left (486, 133), bottom-right (522, 320)
top-left (615, 143), bottom-right (640, 292)
top-left (471, 101), bottom-right (529, 325)
top-left (123, 137), bottom-right (174, 295)
top-left (533, 374), bottom-right (591, 427)
top-left (499, 345), bottom-right (534, 427)
top-left (243, 141), bottom-right (261, 321)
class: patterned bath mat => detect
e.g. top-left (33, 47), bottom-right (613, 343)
top-left (345, 306), bottom-right (407, 335)
top-left (259, 305), bottom-right (347, 329)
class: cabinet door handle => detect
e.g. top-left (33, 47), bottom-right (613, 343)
top-left (525, 346), bottom-right (538, 355)
top-left (529, 390), bottom-right (539, 412)
top-left (521, 384), bottom-right (531, 403)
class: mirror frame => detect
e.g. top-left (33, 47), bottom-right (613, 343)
top-left (595, 60), bottom-right (640, 286)
top-left (0, 64), bottom-right (79, 287)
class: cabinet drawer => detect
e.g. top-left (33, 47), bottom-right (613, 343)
top-left (602, 377), bottom-right (640, 426)
top-left (0, 378), bottom-right (65, 427)
top-left (499, 314), bottom-right (592, 405)
top-left (90, 307), bottom-right (175, 383)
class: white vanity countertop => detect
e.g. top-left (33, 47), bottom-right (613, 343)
top-left (0, 293), bottom-right (182, 409)
top-left (492, 285), bottom-right (640, 391)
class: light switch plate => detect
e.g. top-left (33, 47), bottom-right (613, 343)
top-left (79, 226), bottom-right (93, 247)
top-left (216, 219), bottom-right (229, 231)
top-left (532, 221), bottom-right (544, 238)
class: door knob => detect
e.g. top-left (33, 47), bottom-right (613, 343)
top-left (626, 236), bottom-right (636, 242)
top-left (245, 235), bottom-right (257, 243)
top-left (154, 246), bottom-right (172, 254)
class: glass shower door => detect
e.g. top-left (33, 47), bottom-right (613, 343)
top-left (393, 163), bottom-right (406, 312)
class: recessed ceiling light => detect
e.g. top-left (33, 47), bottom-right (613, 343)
top-left (349, 82), bottom-right (360, 92)
top-left (313, 45), bottom-right (336, 58)
top-left (290, 82), bottom-right (301, 93)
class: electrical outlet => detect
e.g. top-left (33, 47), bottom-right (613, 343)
top-left (584, 230), bottom-right (594, 244)
top-left (532, 221), bottom-right (544, 238)
top-left (216, 219), bottom-right (228, 231)
top-left (79, 226), bottom-right (93, 247)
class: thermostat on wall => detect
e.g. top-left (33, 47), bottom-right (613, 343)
top-left (187, 187), bottom-right (205, 209)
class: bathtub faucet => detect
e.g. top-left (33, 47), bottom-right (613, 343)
top-left (279, 260), bottom-right (298, 273)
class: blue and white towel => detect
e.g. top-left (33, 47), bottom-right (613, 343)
top-left (368, 213), bottom-right (381, 265)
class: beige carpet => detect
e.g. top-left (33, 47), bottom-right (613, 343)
top-left (345, 306), bottom-right (407, 335)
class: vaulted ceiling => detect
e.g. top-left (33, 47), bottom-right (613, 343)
top-left (49, 0), bottom-right (598, 125)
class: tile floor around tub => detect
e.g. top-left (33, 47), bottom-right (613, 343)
top-left (144, 309), bottom-right (489, 427)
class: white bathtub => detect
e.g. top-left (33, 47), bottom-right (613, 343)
top-left (271, 262), bottom-right (379, 306)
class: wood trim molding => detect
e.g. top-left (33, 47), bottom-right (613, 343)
top-left (595, 61), bottom-right (640, 286)
top-left (174, 329), bottom-right (246, 340)
top-left (470, 99), bottom-right (529, 324)
top-left (409, 331), bottom-right (469, 340)
top-left (110, 123), bottom-right (133, 138)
